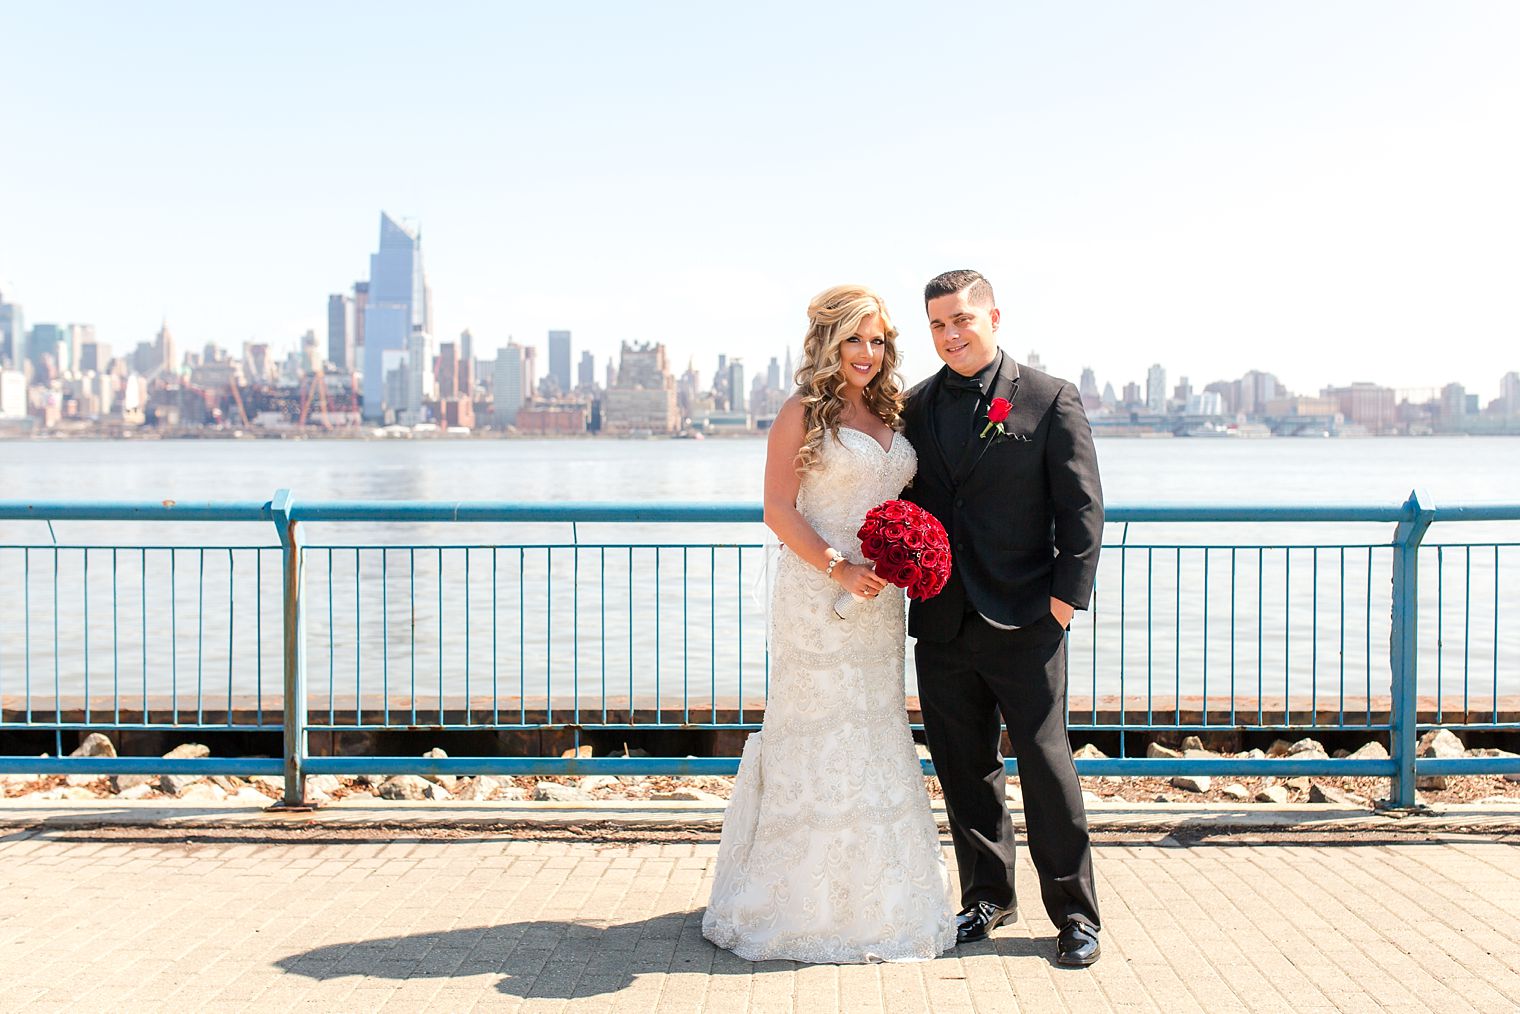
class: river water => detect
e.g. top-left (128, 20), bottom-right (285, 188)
top-left (2, 435), bottom-right (1517, 719)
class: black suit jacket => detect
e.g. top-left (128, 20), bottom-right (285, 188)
top-left (901, 355), bottom-right (1104, 643)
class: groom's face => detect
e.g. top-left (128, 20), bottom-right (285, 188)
top-left (927, 289), bottom-right (1000, 377)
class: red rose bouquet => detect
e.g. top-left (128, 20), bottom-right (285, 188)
top-left (834, 498), bottom-right (953, 618)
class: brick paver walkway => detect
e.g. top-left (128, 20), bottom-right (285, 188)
top-left (2, 818), bottom-right (1518, 1013)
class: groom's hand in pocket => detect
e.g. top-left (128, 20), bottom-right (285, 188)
top-left (1049, 597), bottom-right (1075, 629)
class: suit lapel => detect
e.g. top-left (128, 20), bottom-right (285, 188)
top-left (950, 354), bottom-right (1021, 487)
top-left (919, 368), bottom-right (955, 486)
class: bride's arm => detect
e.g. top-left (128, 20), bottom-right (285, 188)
top-left (763, 397), bottom-right (886, 599)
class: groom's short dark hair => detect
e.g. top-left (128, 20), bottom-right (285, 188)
top-left (924, 269), bottom-right (995, 308)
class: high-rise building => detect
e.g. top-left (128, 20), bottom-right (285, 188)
top-left (548, 330), bottom-right (572, 393)
top-left (437, 342), bottom-right (459, 400)
top-left (767, 357), bottom-right (781, 393)
top-left (578, 351), bottom-right (595, 391)
top-left (1239, 370), bottom-right (1281, 416)
top-left (362, 212), bottom-right (429, 420)
top-left (27, 324), bottom-right (67, 374)
top-left (521, 345), bottom-right (538, 400)
top-left (1122, 381), bottom-right (1142, 406)
top-left (727, 360), bottom-right (746, 417)
top-left (352, 281), bottom-right (369, 357)
top-left (0, 288), bottom-right (23, 369)
top-left (493, 343), bottom-right (527, 426)
top-left (458, 329), bottom-right (474, 396)
top-left (1173, 376), bottom-right (1193, 406)
top-left (1500, 372), bottom-right (1520, 418)
top-left (603, 342), bottom-right (679, 433)
top-left (1145, 364), bottom-right (1167, 413)
top-left (155, 320), bottom-right (176, 377)
top-left (404, 324), bottom-right (431, 423)
top-left (1079, 367), bottom-right (1100, 410)
top-left (1322, 382), bottom-right (1395, 433)
top-left (327, 293), bottom-right (353, 370)
top-left (300, 330), bottom-right (320, 373)
top-left (79, 339), bottom-right (110, 374)
top-left (784, 347), bottom-right (794, 391)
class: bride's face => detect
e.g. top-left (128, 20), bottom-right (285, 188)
top-left (838, 313), bottom-right (887, 392)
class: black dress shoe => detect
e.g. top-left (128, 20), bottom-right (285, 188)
top-left (1056, 920), bottom-right (1101, 966)
top-left (955, 900), bottom-right (1017, 943)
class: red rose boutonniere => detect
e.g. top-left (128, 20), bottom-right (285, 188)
top-left (979, 397), bottom-right (1013, 439)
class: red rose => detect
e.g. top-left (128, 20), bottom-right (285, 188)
top-left (880, 521), bottom-right (908, 541)
top-left (896, 563), bottom-right (922, 589)
top-left (857, 519), bottom-right (881, 541)
top-left (884, 543), bottom-right (910, 568)
top-left (919, 547), bottom-right (941, 570)
top-left (987, 397), bottom-right (1012, 424)
top-left (862, 534), bottom-right (887, 560)
top-left (879, 500), bottom-right (910, 521)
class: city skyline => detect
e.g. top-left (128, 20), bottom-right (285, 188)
top-left (3, 4), bottom-right (1518, 399)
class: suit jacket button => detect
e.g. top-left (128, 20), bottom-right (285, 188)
top-left (954, 498), bottom-right (964, 508)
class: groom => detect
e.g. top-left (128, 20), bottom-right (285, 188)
top-left (901, 269), bottom-right (1104, 966)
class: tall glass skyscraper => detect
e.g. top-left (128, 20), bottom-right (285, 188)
top-left (0, 288), bottom-right (24, 369)
top-left (362, 213), bottom-right (429, 421)
top-left (548, 330), bottom-right (572, 394)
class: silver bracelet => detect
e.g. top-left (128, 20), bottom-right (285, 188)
top-left (824, 548), bottom-right (844, 580)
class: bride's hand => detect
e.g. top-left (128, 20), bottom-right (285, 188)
top-left (834, 562), bottom-right (888, 599)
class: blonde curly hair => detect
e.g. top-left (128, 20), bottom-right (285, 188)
top-left (793, 284), bottom-right (905, 473)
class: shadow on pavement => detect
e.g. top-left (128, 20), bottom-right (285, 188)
top-left (276, 912), bottom-right (1056, 997)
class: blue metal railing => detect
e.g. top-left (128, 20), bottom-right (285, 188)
top-left (1, 490), bottom-right (1516, 808)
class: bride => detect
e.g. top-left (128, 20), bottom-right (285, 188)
top-left (702, 285), bottom-right (956, 963)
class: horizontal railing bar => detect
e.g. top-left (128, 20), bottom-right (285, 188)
top-left (0, 757), bottom-right (284, 776)
top-left (0, 723), bottom-right (284, 732)
top-left (5, 499), bottom-right (1517, 526)
top-left (0, 502), bottom-right (274, 522)
top-left (302, 543), bottom-right (769, 551)
top-left (287, 502), bottom-right (764, 523)
top-left (1415, 757), bottom-right (1520, 775)
top-left (0, 544), bottom-right (281, 551)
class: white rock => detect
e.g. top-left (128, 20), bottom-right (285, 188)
top-left (111, 773), bottom-right (154, 793)
top-left (534, 781), bottom-right (591, 802)
top-left (1183, 748), bottom-right (1218, 759)
top-left (1284, 776), bottom-right (1311, 792)
top-left (116, 783), bottom-right (156, 800)
top-left (33, 786), bottom-right (98, 801)
top-left (577, 775), bottom-right (623, 793)
top-left (65, 774), bottom-right (104, 789)
top-left (159, 774), bottom-right (205, 796)
top-left (1180, 735), bottom-right (1206, 752)
top-left (70, 733), bottom-right (117, 758)
top-left (1220, 783), bottom-right (1251, 801)
top-left (1146, 743), bottom-right (1182, 759)
top-left (1169, 775), bottom-right (1211, 793)
top-left (1348, 741), bottom-right (1390, 760)
top-left (306, 775), bottom-right (343, 796)
top-left (1072, 744), bottom-right (1107, 760)
top-left (455, 776), bottom-right (502, 801)
top-left (496, 784), bottom-right (528, 801)
top-left (1255, 786), bottom-right (1290, 804)
top-left (1309, 783), bottom-right (1366, 806)
top-left (163, 743), bottom-right (211, 760)
top-left (651, 788), bottom-right (724, 802)
top-left (176, 782), bottom-right (228, 802)
top-left (1237, 748), bottom-right (1267, 760)
top-left (1288, 738), bottom-right (1328, 758)
top-left (1417, 728), bottom-right (1465, 759)
top-left (377, 775), bottom-right (434, 800)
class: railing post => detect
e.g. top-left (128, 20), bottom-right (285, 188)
top-left (271, 489), bottom-right (308, 808)
top-left (1390, 488), bottom-right (1434, 807)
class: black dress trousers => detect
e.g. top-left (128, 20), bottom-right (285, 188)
top-left (915, 612), bottom-right (1100, 930)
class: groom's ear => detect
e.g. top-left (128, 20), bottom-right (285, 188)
top-left (989, 307), bottom-right (1001, 330)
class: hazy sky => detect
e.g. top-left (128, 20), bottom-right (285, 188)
top-left (3, 2), bottom-right (1517, 398)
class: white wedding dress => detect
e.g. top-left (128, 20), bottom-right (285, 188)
top-left (703, 427), bottom-right (956, 963)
